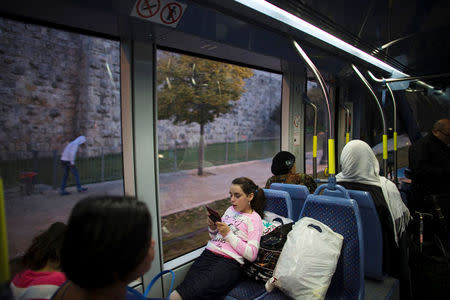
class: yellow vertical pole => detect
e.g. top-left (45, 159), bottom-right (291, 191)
top-left (393, 132), bottom-right (397, 151)
top-left (345, 132), bottom-right (350, 144)
top-left (312, 135), bottom-right (317, 158)
top-left (0, 178), bottom-right (10, 283)
top-left (383, 134), bottom-right (388, 160)
top-left (328, 139), bottom-right (336, 175)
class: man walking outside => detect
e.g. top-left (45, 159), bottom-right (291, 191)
top-left (60, 135), bottom-right (88, 195)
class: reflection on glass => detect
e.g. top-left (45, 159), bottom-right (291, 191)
top-left (156, 50), bottom-right (282, 261)
top-left (0, 17), bottom-right (123, 275)
top-left (305, 80), bottom-right (328, 178)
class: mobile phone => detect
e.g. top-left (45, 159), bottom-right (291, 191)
top-left (206, 206), bottom-right (221, 223)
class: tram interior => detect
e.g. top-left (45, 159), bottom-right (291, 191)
top-left (1, 0), bottom-right (449, 299)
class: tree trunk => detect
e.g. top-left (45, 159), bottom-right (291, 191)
top-left (198, 123), bottom-right (205, 175)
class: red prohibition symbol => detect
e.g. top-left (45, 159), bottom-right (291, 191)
top-left (161, 3), bottom-right (183, 24)
top-left (136, 0), bottom-right (161, 18)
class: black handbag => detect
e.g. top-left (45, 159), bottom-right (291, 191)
top-left (243, 218), bottom-right (294, 281)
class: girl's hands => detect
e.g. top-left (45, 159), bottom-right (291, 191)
top-left (216, 222), bottom-right (230, 237)
top-left (207, 215), bottom-right (217, 230)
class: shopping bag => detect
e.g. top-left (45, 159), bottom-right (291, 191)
top-left (266, 217), bottom-right (343, 300)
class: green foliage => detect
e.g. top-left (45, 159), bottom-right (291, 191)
top-left (156, 51), bottom-right (254, 126)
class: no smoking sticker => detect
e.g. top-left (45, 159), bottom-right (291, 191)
top-left (131, 0), bottom-right (187, 28)
top-left (136, 0), bottom-right (160, 18)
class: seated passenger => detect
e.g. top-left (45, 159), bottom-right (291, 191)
top-left (10, 222), bottom-right (67, 300)
top-left (336, 140), bottom-right (411, 277)
top-left (170, 177), bottom-right (266, 300)
top-left (265, 151), bottom-right (317, 193)
top-left (408, 118), bottom-right (450, 212)
top-left (51, 196), bottom-right (155, 300)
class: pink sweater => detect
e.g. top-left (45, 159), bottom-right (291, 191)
top-left (10, 270), bottom-right (66, 300)
top-left (207, 206), bottom-right (263, 264)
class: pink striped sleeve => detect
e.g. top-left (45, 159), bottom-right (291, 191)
top-left (225, 213), bottom-right (262, 262)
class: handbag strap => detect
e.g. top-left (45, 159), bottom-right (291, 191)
top-left (272, 217), bottom-right (284, 242)
top-left (144, 270), bottom-right (175, 299)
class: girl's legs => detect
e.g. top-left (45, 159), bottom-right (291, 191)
top-left (174, 250), bottom-right (241, 300)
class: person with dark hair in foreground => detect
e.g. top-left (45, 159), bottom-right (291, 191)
top-left (265, 151), bottom-right (317, 193)
top-left (170, 177), bottom-right (266, 300)
top-left (51, 196), bottom-right (155, 300)
top-left (10, 222), bottom-right (67, 300)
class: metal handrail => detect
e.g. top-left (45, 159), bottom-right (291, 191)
top-left (351, 64), bottom-right (388, 176)
top-left (294, 40), bottom-right (336, 186)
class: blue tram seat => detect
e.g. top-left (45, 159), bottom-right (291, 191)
top-left (269, 183), bottom-right (310, 221)
top-left (298, 185), bottom-right (364, 300)
top-left (227, 184), bottom-right (365, 300)
top-left (262, 189), bottom-right (293, 219)
top-left (225, 277), bottom-right (268, 300)
top-left (323, 189), bottom-right (384, 280)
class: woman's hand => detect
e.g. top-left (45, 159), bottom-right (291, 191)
top-left (207, 215), bottom-right (217, 230)
top-left (216, 222), bottom-right (230, 237)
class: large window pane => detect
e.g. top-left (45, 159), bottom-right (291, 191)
top-left (305, 80), bottom-right (328, 179)
top-left (156, 50), bottom-right (282, 261)
top-left (0, 18), bottom-right (123, 275)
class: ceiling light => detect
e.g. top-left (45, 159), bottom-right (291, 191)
top-left (234, 0), bottom-right (409, 78)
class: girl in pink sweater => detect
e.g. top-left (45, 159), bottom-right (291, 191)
top-left (171, 177), bottom-right (266, 300)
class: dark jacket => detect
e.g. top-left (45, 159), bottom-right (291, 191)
top-left (264, 173), bottom-right (317, 194)
top-left (408, 132), bottom-right (450, 196)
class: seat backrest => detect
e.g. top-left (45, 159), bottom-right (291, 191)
top-left (269, 183), bottom-right (309, 220)
top-left (300, 184), bottom-right (364, 300)
top-left (323, 189), bottom-right (384, 280)
top-left (262, 189), bottom-right (293, 219)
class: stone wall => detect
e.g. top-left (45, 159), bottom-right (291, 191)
top-left (0, 17), bottom-right (281, 158)
top-left (158, 69), bottom-right (282, 150)
top-left (0, 18), bottom-right (120, 159)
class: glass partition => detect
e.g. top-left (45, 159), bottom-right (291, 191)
top-left (156, 50), bottom-right (282, 261)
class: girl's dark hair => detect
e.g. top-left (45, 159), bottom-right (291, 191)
top-left (23, 222), bottom-right (67, 271)
top-left (232, 177), bottom-right (266, 218)
top-left (61, 196), bottom-right (152, 289)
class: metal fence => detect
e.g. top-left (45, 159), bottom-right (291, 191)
top-left (0, 149), bottom-right (123, 189)
top-left (1, 137), bottom-right (281, 189)
top-left (158, 137), bottom-right (280, 173)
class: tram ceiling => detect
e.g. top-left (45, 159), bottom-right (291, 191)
top-left (2, 0), bottom-right (449, 91)
top-left (0, 0), bottom-right (397, 75)
top-left (198, 0), bottom-right (450, 91)
top-left (243, 0), bottom-right (450, 89)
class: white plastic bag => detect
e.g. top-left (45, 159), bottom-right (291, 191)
top-left (265, 217), bottom-right (343, 300)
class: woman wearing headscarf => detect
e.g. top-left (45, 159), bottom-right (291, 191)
top-left (265, 151), bottom-right (317, 194)
top-left (336, 140), bottom-right (411, 277)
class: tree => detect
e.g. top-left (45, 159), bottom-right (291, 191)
top-left (157, 51), bottom-right (253, 175)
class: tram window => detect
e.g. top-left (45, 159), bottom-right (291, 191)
top-left (156, 50), bottom-right (282, 261)
top-left (305, 80), bottom-right (328, 179)
top-left (371, 133), bottom-right (411, 180)
top-left (0, 17), bottom-right (123, 276)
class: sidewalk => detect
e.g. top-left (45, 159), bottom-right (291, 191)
top-left (4, 180), bottom-right (124, 258)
